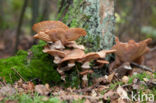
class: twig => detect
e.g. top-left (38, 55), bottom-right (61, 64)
top-left (130, 62), bottom-right (154, 73)
top-left (11, 68), bottom-right (26, 81)
top-left (57, 94), bottom-right (104, 100)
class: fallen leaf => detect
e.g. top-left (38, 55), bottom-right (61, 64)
top-left (122, 76), bottom-right (129, 84)
top-left (35, 84), bottom-right (50, 95)
top-left (0, 85), bottom-right (16, 96)
top-left (116, 86), bottom-right (129, 100)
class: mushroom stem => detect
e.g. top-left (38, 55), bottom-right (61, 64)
top-left (53, 40), bottom-right (65, 50)
top-left (54, 56), bottom-right (61, 64)
top-left (82, 74), bottom-right (88, 88)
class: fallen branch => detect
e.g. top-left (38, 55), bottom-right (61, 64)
top-left (130, 62), bottom-right (154, 73)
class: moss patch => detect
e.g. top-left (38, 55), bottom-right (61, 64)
top-left (0, 41), bottom-right (61, 84)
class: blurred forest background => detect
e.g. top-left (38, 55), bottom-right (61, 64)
top-left (0, 0), bottom-right (156, 60)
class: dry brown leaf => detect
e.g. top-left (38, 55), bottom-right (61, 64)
top-left (103, 90), bottom-right (119, 100)
top-left (0, 85), bottom-right (16, 96)
top-left (116, 86), bottom-right (129, 100)
top-left (35, 84), bottom-right (50, 95)
top-left (108, 72), bottom-right (115, 83)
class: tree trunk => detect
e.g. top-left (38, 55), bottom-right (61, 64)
top-left (31, 0), bottom-right (39, 35)
top-left (58, 0), bottom-right (115, 52)
top-left (0, 0), bottom-right (4, 16)
top-left (40, 0), bottom-right (50, 21)
top-left (58, 0), bottom-right (115, 76)
top-left (14, 0), bottom-right (28, 54)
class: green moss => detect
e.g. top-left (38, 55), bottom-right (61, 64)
top-left (0, 41), bottom-right (61, 84)
top-left (128, 72), bottom-right (152, 84)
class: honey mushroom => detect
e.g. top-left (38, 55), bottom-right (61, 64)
top-left (32, 20), bottom-right (69, 33)
top-left (60, 49), bottom-right (85, 68)
top-left (32, 20), bottom-right (117, 84)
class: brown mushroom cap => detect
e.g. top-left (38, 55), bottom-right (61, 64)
top-left (60, 49), bottom-right (85, 63)
top-left (80, 70), bottom-right (94, 75)
top-left (32, 21), bottom-right (69, 33)
top-left (65, 28), bottom-right (87, 41)
top-left (79, 50), bottom-right (116, 62)
top-left (112, 37), bottom-right (152, 62)
top-left (79, 52), bottom-right (99, 62)
top-left (96, 60), bottom-right (109, 64)
top-left (46, 28), bottom-right (67, 43)
top-left (33, 32), bottom-right (51, 42)
top-left (46, 28), bottom-right (87, 43)
top-left (97, 50), bottom-right (116, 58)
top-left (43, 48), bottom-right (66, 57)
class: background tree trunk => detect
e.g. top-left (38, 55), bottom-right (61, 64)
top-left (58, 0), bottom-right (115, 75)
top-left (31, 0), bottom-right (39, 35)
top-left (14, 0), bottom-right (28, 54)
top-left (40, 0), bottom-right (50, 21)
top-left (58, 0), bottom-right (115, 51)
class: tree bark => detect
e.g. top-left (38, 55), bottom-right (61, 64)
top-left (0, 0), bottom-right (4, 16)
top-left (58, 0), bottom-right (115, 75)
top-left (31, 0), bottom-right (39, 35)
top-left (14, 0), bottom-right (28, 54)
top-left (40, 0), bottom-right (50, 21)
top-left (58, 0), bottom-right (115, 52)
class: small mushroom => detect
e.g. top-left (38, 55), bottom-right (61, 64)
top-left (32, 20), bottom-right (69, 33)
top-left (93, 60), bottom-right (109, 69)
top-left (60, 49), bottom-right (85, 68)
top-left (80, 69), bottom-right (94, 88)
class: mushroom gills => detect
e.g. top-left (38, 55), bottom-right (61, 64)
top-left (81, 61), bottom-right (90, 69)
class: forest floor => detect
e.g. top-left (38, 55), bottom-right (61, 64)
top-left (0, 32), bottom-right (156, 103)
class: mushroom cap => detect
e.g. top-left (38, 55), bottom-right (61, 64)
top-left (32, 21), bottom-right (69, 33)
top-left (43, 48), bottom-right (66, 57)
top-left (46, 28), bottom-right (87, 43)
top-left (46, 28), bottom-right (67, 43)
top-left (79, 50), bottom-right (116, 62)
top-left (33, 32), bottom-right (51, 42)
top-left (80, 70), bottom-right (94, 75)
top-left (60, 49), bottom-right (85, 63)
top-left (65, 28), bottom-right (87, 41)
top-left (112, 37), bottom-right (152, 62)
top-left (96, 60), bottom-right (109, 64)
top-left (97, 50), bottom-right (116, 58)
top-left (79, 52), bottom-right (99, 62)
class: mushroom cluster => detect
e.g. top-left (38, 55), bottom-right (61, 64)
top-left (33, 20), bottom-right (116, 86)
